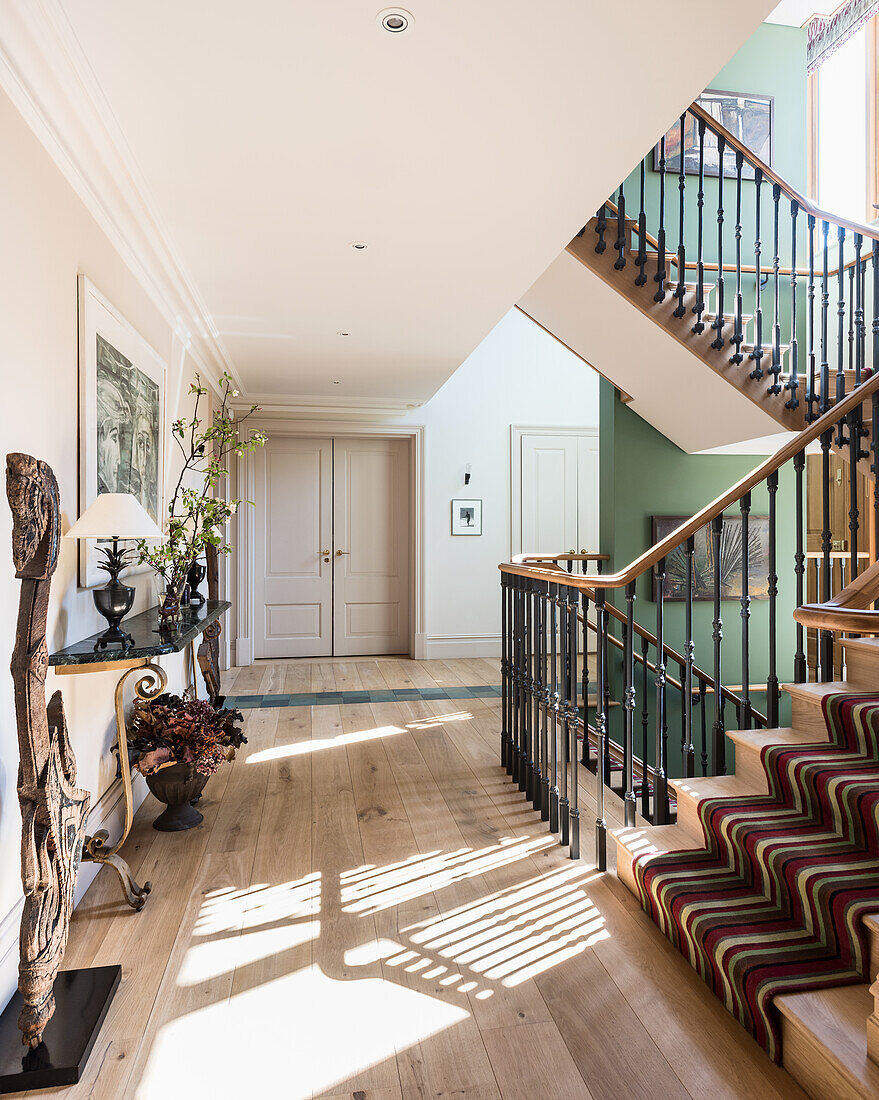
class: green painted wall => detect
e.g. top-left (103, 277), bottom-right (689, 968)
top-left (599, 380), bottom-right (797, 770)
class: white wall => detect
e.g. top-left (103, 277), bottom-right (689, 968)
top-left (0, 87), bottom-right (208, 1005)
top-left (401, 308), bottom-right (599, 656)
top-left (234, 308), bottom-right (600, 662)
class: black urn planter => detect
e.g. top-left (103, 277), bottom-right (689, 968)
top-left (145, 763), bottom-right (208, 831)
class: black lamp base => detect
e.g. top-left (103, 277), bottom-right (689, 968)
top-left (93, 578), bottom-right (135, 652)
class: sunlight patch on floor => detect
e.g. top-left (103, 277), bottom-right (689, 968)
top-left (406, 710), bottom-right (474, 730)
top-left (177, 921), bottom-right (320, 986)
top-left (194, 873), bottom-right (321, 935)
top-left (138, 966), bottom-right (469, 1100)
top-left (340, 835), bottom-right (554, 914)
top-left (247, 725), bottom-right (407, 763)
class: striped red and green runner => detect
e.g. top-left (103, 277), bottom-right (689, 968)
top-left (633, 693), bottom-right (879, 1062)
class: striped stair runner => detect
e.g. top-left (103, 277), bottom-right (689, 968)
top-left (632, 693), bottom-right (879, 1062)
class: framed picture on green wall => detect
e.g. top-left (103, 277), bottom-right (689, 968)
top-left (652, 89), bottom-right (773, 180)
top-left (651, 514), bottom-right (770, 601)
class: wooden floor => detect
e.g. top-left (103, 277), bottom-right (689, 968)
top-left (17, 657), bottom-right (807, 1099)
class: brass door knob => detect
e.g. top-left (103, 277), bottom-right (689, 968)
top-left (335, 549), bottom-right (350, 556)
top-left (319, 549), bottom-right (330, 555)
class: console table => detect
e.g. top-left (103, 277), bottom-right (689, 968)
top-left (49, 600), bottom-right (230, 910)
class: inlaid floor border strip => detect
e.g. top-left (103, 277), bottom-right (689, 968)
top-left (225, 684), bottom-right (503, 709)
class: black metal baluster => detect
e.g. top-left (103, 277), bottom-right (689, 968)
top-left (767, 472), bottom-right (779, 723)
top-left (539, 583), bottom-right (550, 820)
top-left (849, 409), bottom-right (863, 582)
top-left (821, 222), bottom-right (830, 414)
top-left (711, 137), bottom-right (726, 350)
top-left (785, 201), bottom-right (799, 409)
top-left (673, 113), bottom-right (688, 317)
top-left (623, 581), bottom-right (637, 827)
top-left (525, 582), bottom-right (535, 802)
top-left (655, 134), bottom-right (667, 302)
top-left (692, 118), bottom-right (707, 333)
top-left (794, 450), bottom-right (807, 683)
top-left (595, 203), bottom-right (607, 254)
top-left (699, 684), bottom-right (708, 776)
top-left (837, 228), bottom-right (847, 445)
top-left (684, 534), bottom-right (696, 777)
top-left (635, 159), bottom-right (648, 287)
top-left (654, 560), bottom-right (669, 824)
top-left (855, 234), bottom-right (864, 385)
top-left (640, 633), bottom-right (650, 818)
top-left (731, 150), bottom-right (744, 362)
top-left (807, 215), bottom-right (817, 419)
top-left (820, 429), bottom-right (834, 679)
top-left (549, 582), bottom-right (559, 833)
top-left (614, 185), bottom-right (627, 271)
top-left (501, 575), bottom-right (510, 771)
top-left (568, 591), bottom-right (580, 858)
top-left (749, 169), bottom-right (764, 378)
top-left (712, 515), bottom-right (726, 774)
top-left (740, 493), bottom-right (752, 729)
top-left (515, 577), bottom-right (525, 788)
top-left (559, 588), bottom-right (570, 847)
top-left (580, 591), bottom-right (591, 767)
top-left (768, 184), bottom-right (782, 395)
top-left (594, 589), bottom-right (608, 870)
top-left (531, 585), bottom-right (542, 812)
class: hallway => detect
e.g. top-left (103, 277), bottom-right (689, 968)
top-left (26, 658), bottom-right (805, 1099)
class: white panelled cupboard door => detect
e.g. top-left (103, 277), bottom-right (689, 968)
top-left (520, 434), bottom-right (580, 555)
top-left (253, 436), bottom-right (333, 658)
top-left (333, 438), bottom-right (409, 656)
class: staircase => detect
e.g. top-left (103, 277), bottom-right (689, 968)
top-left (615, 640), bottom-right (879, 1100)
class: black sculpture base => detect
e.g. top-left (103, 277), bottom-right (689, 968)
top-left (0, 965), bottom-right (121, 1093)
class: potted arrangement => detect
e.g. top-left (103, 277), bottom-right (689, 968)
top-left (127, 691), bottom-right (247, 831)
top-left (137, 370), bottom-right (266, 628)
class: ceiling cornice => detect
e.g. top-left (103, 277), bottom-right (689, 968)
top-left (233, 393), bottom-right (421, 421)
top-left (0, 0), bottom-right (241, 392)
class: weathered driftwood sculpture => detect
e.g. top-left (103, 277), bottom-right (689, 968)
top-left (196, 544), bottom-right (223, 704)
top-left (7, 453), bottom-right (89, 1048)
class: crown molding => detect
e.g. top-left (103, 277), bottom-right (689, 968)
top-left (234, 393), bottom-right (421, 420)
top-left (0, 0), bottom-right (241, 392)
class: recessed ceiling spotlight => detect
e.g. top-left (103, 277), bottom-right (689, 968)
top-left (332, 380), bottom-right (342, 385)
top-left (337, 331), bottom-right (350, 337)
top-left (377, 8), bottom-right (413, 34)
top-left (350, 241), bottom-right (368, 251)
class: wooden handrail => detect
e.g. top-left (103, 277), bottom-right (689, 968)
top-left (689, 102), bottom-right (879, 245)
top-left (500, 366), bottom-right (879, 592)
top-left (514, 553), bottom-right (610, 563)
top-left (794, 558), bottom-right (879, 632)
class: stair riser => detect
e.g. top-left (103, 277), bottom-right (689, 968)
top-left (790, 695), bottom-right (835, 738)
top-left (840, 650), bottom-right (879, 692)
top-left (781, 1014), bottom-right (873, 1100)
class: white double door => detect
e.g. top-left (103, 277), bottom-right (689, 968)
top-left (516, 428), bottom-right (599, 557)
top-left (253, 436), bottom-right (410, 658)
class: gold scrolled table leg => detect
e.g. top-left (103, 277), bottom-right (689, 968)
top-left (81, 659), bottom-right (168, 910)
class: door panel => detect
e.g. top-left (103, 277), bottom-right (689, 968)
top-left (520, 435), bottom-right (579, 554)
top-left (333, 438), bottom-right (409, 656)
top-left (253, 437), bottom-right (332, 658)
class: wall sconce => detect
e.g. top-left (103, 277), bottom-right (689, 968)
top-left (464, 463), bottom-right (472, 485)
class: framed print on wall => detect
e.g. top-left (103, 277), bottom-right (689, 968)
top-left (653, 88), bottom-right (773, 180)
top-left (78, 275), bottom-right (167, 587)
top-left (451, 498), bottom-right (482, 536)
top-left (650, 514), bottom-right (770, 601)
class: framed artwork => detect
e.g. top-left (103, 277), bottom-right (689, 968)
top-left (78, 275), bottom-right (167, 587)
top-left (650, 514), bottom-right (770, 601)
top-left (451, 498), bottom-right (482, 536)
top-left (653, 89), bottom-right (773, 180)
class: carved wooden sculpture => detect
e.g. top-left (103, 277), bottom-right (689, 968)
top-left (196, 544), bottom-right (223, 704)
top-left (6, 453), bottom-right (89, 1048)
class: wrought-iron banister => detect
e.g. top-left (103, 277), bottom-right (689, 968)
top-left (500, 369), bottom-right (879, 870)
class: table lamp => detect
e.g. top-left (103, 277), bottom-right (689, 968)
top-left (66, 493), bottom-right (164, 651)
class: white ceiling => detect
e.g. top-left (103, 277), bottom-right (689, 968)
top-left (57, 0), bottom-right (775, 404)
top-left (765, 0), bottom-right (831, 26)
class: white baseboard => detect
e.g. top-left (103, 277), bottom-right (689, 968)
top-left (235, 636), bottom-right (252, 667)
top-left (0, 771), bottom-right (147, 1012)
top-left (420, 633), bottom-right (501, 659)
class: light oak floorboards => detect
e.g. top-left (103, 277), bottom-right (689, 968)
top-left (17, 657), bottom-right (804, 1099)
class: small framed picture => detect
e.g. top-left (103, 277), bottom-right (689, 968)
top-left (451, 498), bottom-right (482, 536)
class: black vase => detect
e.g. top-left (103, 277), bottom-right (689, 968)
top-left (145, 763), bottom-right (208, 831)
top-left (187, 560), bottom-right (207, 606)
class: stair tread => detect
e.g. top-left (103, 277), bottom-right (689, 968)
top-left (613, 822), bottom-right (701, 856)
top-left (776, 983), bottom-right (879, 1097)
top-left (668, 774), bottom-right (761, 802)
top-left (783, 680), bottom-right (848, 703)
top-left (726, 725), bottom-right (828, 750)
top-left (840, 637), bottom-right (879, 655)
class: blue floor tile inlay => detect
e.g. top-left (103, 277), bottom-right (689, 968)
top-left (224, 684), bottom-right (502, 710)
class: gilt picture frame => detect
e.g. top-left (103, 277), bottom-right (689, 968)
top-left (652, 88), bottom-right (773, 180)
top-left (77, 275), bottom-right (167, 587)
top-left (650, 514), bottom-right (770, 601)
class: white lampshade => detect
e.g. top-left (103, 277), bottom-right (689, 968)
top-left (65, 493), bottom-right (163, 541)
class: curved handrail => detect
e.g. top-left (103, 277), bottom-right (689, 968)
top-left (794, 558), bottom-right (879, 632)
top-left (501, 366), bottom-right (879, 592)
top-left (688, 102), bottom-right (879, 244)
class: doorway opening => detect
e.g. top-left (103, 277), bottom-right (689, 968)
top-left (252, 434), bottom-right (411, 658)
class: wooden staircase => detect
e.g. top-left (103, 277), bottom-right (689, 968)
top-left (614, 635), bottom-right (879, 1100)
